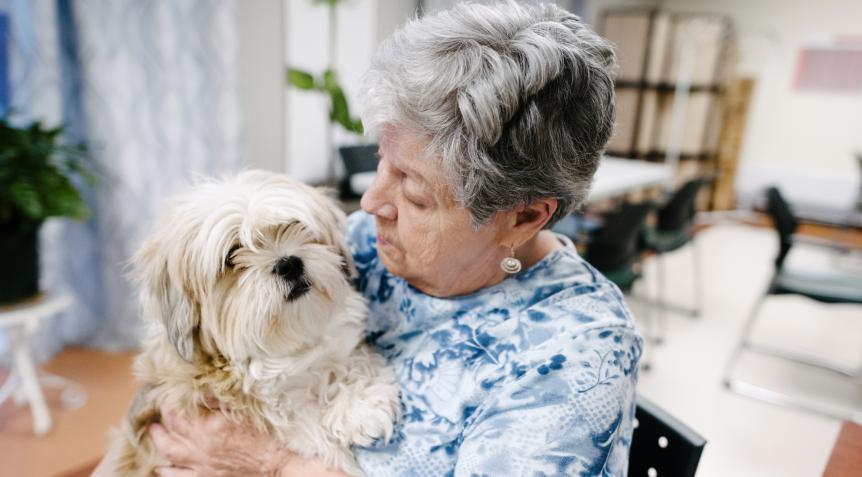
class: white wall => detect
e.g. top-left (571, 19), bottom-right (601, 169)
top-left (237, 0), bottom-right (286, 172)
top-left (659, 0), bottom-right (862, 176)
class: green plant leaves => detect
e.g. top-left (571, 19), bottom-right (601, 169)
top-left (0, 117), bottom-right (94, 233)
top-left (286, 68), bottom-right (317, 90)
top-left (285, 67), bottom-right (364, 135)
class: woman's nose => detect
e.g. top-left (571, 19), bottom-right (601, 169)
top-left (360, 165), bottom-right (398, 221)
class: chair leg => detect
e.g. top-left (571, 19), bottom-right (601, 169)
top-left (722, 286), bottom-right (862, 423)
top-left (721, 289), bottom-right (768, 388)
top-left (744, 343), bottom-right (862, 379)
top-left (628, 285), bottom-right (658, 372)
top-left (650, 248), bottom-right (699, 318)
top-left (726, 379), bottom-right (862, 424)
top-left (690, 237), bottom-right (702, 318)
top-left (654, 254), bottom-right (667, 344)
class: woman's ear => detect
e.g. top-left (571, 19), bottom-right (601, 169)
top-left (501, 198), bottom-right (558, 247)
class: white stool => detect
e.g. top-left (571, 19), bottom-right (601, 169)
top-left (0, 293), bottom-right (87, 436)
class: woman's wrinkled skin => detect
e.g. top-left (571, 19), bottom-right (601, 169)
top-left (361, 126), bottom-right (562, 297)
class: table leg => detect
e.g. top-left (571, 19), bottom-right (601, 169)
top-left (10, 325), bottom-right (52, 436)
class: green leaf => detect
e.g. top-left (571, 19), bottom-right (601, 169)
top-left (0, 116), bottom-right (96, 231)
top-left (328, 87), bottom-right (359, 132)
top-left (9, 182), bottom-right (43, 219)
top-left (329, 87), bottom-right (348, 122)
top-left (322, 69), bottom-right (338, 93)
top-left (286, 68), bottom-right (317, 90)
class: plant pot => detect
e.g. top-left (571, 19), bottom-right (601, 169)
top-left (0, 226), bottom-right (40, 304)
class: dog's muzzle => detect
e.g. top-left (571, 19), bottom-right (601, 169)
top-left (275, 256), bottom-right (311, 301)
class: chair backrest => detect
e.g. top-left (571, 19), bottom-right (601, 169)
top-left (585, 202), bottom-right (652, 273)
top-left (629, 396), bottom-right (706, 477)
top-left (657, 179), bottom-right (703, 232)
top-left (765, 187), bottom-right (798, 269)
top-left (339, 144), bottom-right (379, 177)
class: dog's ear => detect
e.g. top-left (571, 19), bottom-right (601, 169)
top-left (315, 187), bottom-right (357, 279)
top-left (133, 238), bottom-right (200, 363)
top-left (335, 229), bottom-right (357, 280)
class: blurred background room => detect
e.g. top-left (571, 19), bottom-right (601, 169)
top-left (0, 0), bottom-right (860, 476)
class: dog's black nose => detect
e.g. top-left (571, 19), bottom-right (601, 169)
top-left (274, 256), bottom-right (304, 282)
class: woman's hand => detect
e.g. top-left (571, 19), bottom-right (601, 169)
top-left (148, 404), bottom-right (292, 477)
top-left (149, 404), bottom-right (356, 476)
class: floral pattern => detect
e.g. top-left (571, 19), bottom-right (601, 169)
top-left (348, 212), bottom-right (642, 476)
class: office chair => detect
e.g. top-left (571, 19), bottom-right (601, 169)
top-left (585, 202), bottom-right (653, 294)
top-left (722, 187), bottom-right (862, 421)
top-left (629, 395), bottom-right (707, 477)
top-left (338, 143), bottom-right (379, 199)
top-left (583, 202), bottom-right (659, 368)
top-left (644, 179), bottom-right (705, 318)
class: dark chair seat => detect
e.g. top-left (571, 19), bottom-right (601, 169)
top-left (772, 266), bottom-right (862, 304)
top-left (644, 228), bottom-right (691, 254)
top-left (603, 266), bottom-right (641, 293)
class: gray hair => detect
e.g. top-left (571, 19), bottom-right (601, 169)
top-left (360, 1), bottom-right (616, 227)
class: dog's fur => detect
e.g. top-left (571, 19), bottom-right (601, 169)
top-left (94, 171), bottom-right (399, 476)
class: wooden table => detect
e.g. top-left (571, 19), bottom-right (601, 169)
top-left (823, 421), bottom-right (862, 477)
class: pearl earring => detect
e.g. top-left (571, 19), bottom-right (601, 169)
top-left (500, 246), bottom-right (522, 274)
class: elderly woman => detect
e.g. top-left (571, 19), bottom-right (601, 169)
top-left (149, 2), bottom-right (641, 476)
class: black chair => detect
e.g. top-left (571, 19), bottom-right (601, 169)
top-left (338, 144), bottom-right (379, 199)
top-left (584, 202), bottom-right (653, 294)
top-left (644, 179), bottom-right (705, 318)
top-left (583, 202), bottom-right (660, 368)
top-left (722, 187), bottom-right (862, 420)
top-left (629, 395), bottom-right (706, 477)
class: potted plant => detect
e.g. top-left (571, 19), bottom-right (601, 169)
top-left (286, 0), bottom-right (368, 192)
top-left (0, 116), bottom-right (93, 304)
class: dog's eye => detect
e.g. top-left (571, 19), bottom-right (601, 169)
top-left (225, 244), bottom-right (241, 269)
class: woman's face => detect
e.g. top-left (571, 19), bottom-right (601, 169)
top-left (360, 127), bottom-right (509, 297)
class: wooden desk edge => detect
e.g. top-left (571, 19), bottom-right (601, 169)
top-left (822, 421), bottom-right (862, 477)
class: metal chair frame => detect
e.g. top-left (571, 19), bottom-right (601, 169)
top-left (722, 187), bottom-right (862, 424)
top-left (647, 179), bottom-right (705, 320)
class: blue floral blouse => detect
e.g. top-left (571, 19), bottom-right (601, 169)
top-left (348, 211), bottom-right (642, 477)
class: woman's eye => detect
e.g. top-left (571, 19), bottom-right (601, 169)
top-left (405, 195), bottom-right (427, 209)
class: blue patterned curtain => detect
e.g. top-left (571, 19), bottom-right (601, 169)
top-left (1, 0), bottom-right (241, 361)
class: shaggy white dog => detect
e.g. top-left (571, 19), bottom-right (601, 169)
top-left (94, 171), bottom-right (399, 476)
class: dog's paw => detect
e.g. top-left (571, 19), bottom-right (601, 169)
top-left (323, 378), bottom-right (400, 448)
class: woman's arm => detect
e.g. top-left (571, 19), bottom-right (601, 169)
top-left (148, 406), bottom-right (353, 477)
